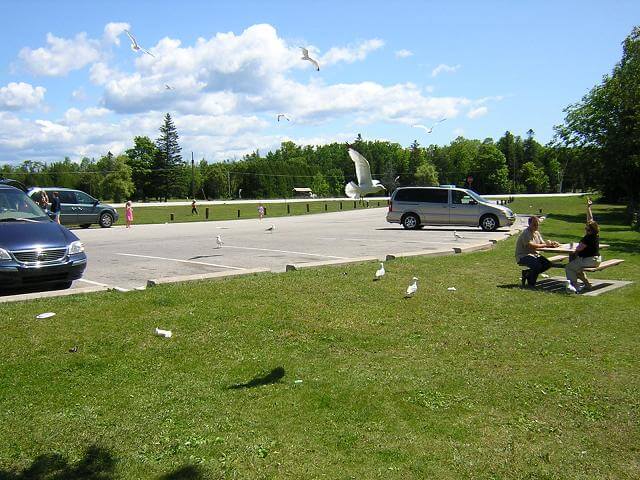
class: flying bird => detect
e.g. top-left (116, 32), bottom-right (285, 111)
top-left (374, 262), bottom-right (385, 281)
top-left (394, 175), bottom-right (400, 183)
top-left (216, 235), bottom-right (224, 248)
top-left (344, 148), bottom-right (386, 199)
top-left (266, 224), bottom-right (275, 233)
top-left (125, 30), bottom-right (155, 57)
top-left (300, 47), bottom-right (320, 71)
top-left (164, 84), bottom-right (174, 90)
top-left (405, 277), bottom-right (419, 298)
top-left (412, 118), bottom-right (447, 134)
top-left (277, 114), bottom-right (290, 122)
top-left (454, 231), bottom-right (464, 240)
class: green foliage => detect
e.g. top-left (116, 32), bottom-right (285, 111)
top-left (310, 172), bottom-right (330, 197)
top-left (520, 161), bottom-right (550, 193)
top-left (154, 113), bottom-right (186, 200)
top-left (125, 136), bottom-right (157, 200)
top-left (414, 161), bottom-right (439, 185)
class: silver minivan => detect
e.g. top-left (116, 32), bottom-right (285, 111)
top-left (386, 186), bottom-right (516, 231)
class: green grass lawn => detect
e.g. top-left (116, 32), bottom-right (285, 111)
top-left (1, 197), bottom-right (638, 479)
top-left (120, 199), bottom-right (387, 226)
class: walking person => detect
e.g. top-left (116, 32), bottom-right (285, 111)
top-left (191, 199), bottom-right (198, 215)
top-left (515, 215), bottom-right (560, 287)
top-left (565, 198), bottom-right (601, 292)
top-left (50, 191), bottom-right (61, 224)
top-left (125, 201), bottom-right (134, 228)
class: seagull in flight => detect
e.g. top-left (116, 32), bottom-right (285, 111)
top-left (300, 47), bottom-right (320, 71)
top-left (412, 118), bottom-right (447, 134)
top-left (277, 114), bottom-right (290, 122)
top-left (165, 84), bottom-right (174, 90)
top-left (374, 262), bottom-right (385, 281)
top-left (216, 235), bottom-right (223, 249)
top-left (394, 175), bottom-right (401, 183)
top-left (125, 30), bottom-right (155, 57)
top-left (405, 277), bottom-right (419, 298)
top-left (344, 148), bottom-right (386, 199)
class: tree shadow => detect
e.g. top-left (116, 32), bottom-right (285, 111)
top-left (0, 446), bottom-right (208, 480)
top-left (228, 366), bottom-right (285, 390)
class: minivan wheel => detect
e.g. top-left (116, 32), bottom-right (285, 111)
top-left (99, 212), bottom-right (114, 228)
top-left (480, 214), bottom-right (498, 232)
top-left (402, 213), bottom-right (420, 230)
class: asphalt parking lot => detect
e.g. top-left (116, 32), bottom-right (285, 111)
top-left (2, 208), bottom-right (525, 299)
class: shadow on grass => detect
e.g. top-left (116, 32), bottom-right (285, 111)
top-left (548, 206), bottom-right (629, 227)
top-left (228, 366), bottom-right (285, 390)
top-left (0, 445), bottom-right (208, 480)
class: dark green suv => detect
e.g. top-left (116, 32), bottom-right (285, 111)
top-left (27, 187), bottom-right (119, 228)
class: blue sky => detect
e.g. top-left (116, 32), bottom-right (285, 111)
top-left (0, 0), bottom-right (638, 164)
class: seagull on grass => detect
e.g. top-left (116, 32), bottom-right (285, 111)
top-left (374, 262), bottom-right (385, 281)
top-left (300, 47), bottom-right (320, 71)
top-left (412, 118), bottom-right (446, 134)
top-left (277, 114), bottom-right (290, 122)
top-left (125, 30), bottom-right (155, 57)
top-left (216, 235), bottom-right (223, 248)
top-left (405, 277), bottom-right (418, 298)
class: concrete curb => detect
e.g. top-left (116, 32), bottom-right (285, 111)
top-left (146, 268), bottom-right (271, 287)
top-left (286, 256), bottom-right (379, 272)
top-left (385, 249), bottom-right (452, 261)
top-left (453, 242), bottom-right (494, 254)
top-left (0, 285), bottom-right (110, 304)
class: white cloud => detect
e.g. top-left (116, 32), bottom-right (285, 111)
top-left (467, 106), bottom-right (488, 119)
top-left (431, 63), bottom-right (461, 77)
top-left (320, 39), bottom-right (385, 65)
top-left (0, 82), bottom-right (46, 111)
top-left (395, 49), bottom-right (413, 58)
top-left (19, 32), bottom-right (101, 76)
top-left (103, 22), bottom-right (131, 46)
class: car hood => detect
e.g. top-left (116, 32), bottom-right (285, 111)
top-left (0, 220), bottom-right (79, 251)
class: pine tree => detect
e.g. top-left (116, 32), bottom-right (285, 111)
top-left (154, 113), bottom-right (185, 201)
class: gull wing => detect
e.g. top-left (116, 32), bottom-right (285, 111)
top-left (308, 57), bottom-right (320, 71)
top-left (412, 124), bottom-right (429, 131)
top-left (124, 30), bottom-right (138, 48)
top-left (140, 47), bottom-right (155, 57)
top-left (300, 47), bottom-right (309, 58)
top-left (348, 148), bottom-right (373, 187)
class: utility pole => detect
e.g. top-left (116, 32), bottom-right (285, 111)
top-left (190, 152), bottom-right (195, 199)
top-left (227, 171), bottom-right (231, 198)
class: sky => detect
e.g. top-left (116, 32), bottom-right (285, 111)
top-left (0, 0), bottom-right (638, 165)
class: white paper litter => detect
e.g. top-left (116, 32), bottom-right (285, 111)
top-left (36, 312), bottom-right (56, 319)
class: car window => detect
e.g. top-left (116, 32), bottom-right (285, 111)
top-left (452, 190), bottom-right (473, 205)
top-left (394, 189), bottom-right (417, 202)
top-left (414, 189), bottom-right (448, 203)
top-left (75, 191), bottom-right (96, 204)
top-left (57, 191), bottom-right (77, 204)
top-left (0, 189), bottom-right (49, 220)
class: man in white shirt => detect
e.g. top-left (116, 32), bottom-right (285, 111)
top-left (515, 216), bottom-right (559, 287)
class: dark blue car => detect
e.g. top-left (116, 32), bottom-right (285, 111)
top-left (0, 184), bottom-right (87, 290)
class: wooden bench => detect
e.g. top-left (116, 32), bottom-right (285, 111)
top-left (583, 259), bottom-right (625, 272)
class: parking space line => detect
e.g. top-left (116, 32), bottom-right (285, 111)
top-left (77, 278), bottom-right (130, 292)
top-left (223, 245), bottom-right (347, 259)
top-left (116, 253), bottom-right (246, 270)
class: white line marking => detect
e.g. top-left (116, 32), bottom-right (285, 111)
top-left (77, 278), bottom-right (130, 292)
top-left (320, 237), bottom-right (464, 245)
top-left (116, 253), bottom-right (246, 270)
top-left (223, 245), bottom-right (347, 259)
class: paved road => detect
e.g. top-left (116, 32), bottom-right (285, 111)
top-left (65, 208), bottom-right (524, 292)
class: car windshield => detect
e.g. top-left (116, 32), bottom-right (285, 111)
top-left (465, 189), bottom-right (490, 204)
top-left (0, 189), bottom-right (50, 221)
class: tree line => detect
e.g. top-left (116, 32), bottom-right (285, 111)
top-left (1, 26), bottom-right (637, 209)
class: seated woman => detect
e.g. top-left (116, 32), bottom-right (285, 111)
top-left (565, 198), bottom-right (601, 292)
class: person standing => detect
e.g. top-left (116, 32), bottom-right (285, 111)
top-left (125, 201), bottom-right (134, 228)
top-left (50, 191), bottom-right (61, 224)
top-left (515, 215), bottom-right (560, 287)
top-left (565, 198), bottom-right (601, 292)
top-left (37, 190), bottom-right (49, 211)
top-left (258, 203), bottom-right (265, 220)
top-left (191, 199), bottom-right (198, 215)
top-left (463, 175), bottom-right (474, 190)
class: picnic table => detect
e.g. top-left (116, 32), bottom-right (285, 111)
top-left (537, 243), bottom-right (623, 273)
top-left (538, 243), bottom-right (609, 254)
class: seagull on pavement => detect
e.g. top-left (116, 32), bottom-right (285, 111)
top-left (344, 148), bottom-right (386, 199)
top-left (374, 262), bottom-right (385, 281)
top-left (405, 277), bottom-right (418, 298)
top-left (216, 235), bottom-right (223, 248)
top-left (300, 47), bottom-right (320, 71)
top-left (277, 114), bottom-right (290, 122)
top-left (266, 224), bottom-right (275, 233)
top-left (125, 30), bottom-right (155, 57)
top-left (412, 118), bottom-right (446, 134)
top-left (454, 231), bottom-right (464, 240)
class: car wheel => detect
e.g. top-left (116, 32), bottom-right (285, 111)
top-left (99, 212), bottom-right (114, 228)
top-left (480, 214), bottom-right (499, 231)
top-left (402, 213), bottom-right (420, 230)
top-left (80, 224), bottom-right (91, 229)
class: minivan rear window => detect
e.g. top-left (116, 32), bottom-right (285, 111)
top-left (395, 188), bottom-right (448, 203)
